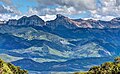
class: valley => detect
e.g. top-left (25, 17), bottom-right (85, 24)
top-left (0, 14), bottom-right (120, 72)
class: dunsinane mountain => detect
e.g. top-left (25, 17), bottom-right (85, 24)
top-left (0, 14), bottom-right (120, 72)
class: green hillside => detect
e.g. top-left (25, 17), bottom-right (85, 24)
top-left (75, 57), bottom-right (120, 74)
top-left (0, 58), bottom-right (28, 74)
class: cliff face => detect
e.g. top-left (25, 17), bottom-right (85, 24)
top-left (0, 58), bottom-right (28, 74)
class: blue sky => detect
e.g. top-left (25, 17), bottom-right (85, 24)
top-left (12, 0), bottom-right (38, 13)
top-left (0, 0), bottom-right (120, 21)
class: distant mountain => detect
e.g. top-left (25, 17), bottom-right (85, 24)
top-left (0, 14), bottom-right (120, 72)
top-left (5, 14), bottom-right (120, 29)
top-left (12, 57), bottom-right (113, 72)
top-left (7, 15), bottom-right (45, 26)
top-left (46, 14), bottom-right (78, 29)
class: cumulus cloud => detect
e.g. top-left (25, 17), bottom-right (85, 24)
top-left (90, 13), bottom-right (115, 21)
top-left (0, 5), bottom-right (13, 13)
top-left (37, 6), bottom-right (81, 16)
top-left (27, 0), bottom-right (97, 21)
top-left (36, 0), bottom-right (120, 21)
top-left (35, 0), bottom-right (97, 10)
top-left (0, 5), bottom-right (21, 15)
top-left (1, 0), bottom-right (120, 21)
top-left (0, 14), bottom-right (20, 21)
top-left (27, 8), bottom-right (39, 16)
top-left (28, 0), bottom-right (97, 16)
top-left (0, 5), bottom-right (21, 21)
top-left (26, 8), bottom-right (56, 21)
top-left (89, 0), bottom-right (120, 20)
top-left (116, 0), bottom-right (120, 6)
top-left (0, 0), bottom-right (12, 5)
top-left (40, 14), bottom-right (56, 21)
top-left (0, 0), bottom-right (23, 21)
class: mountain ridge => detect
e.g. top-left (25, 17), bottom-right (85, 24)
top-left (0, 14), bottom-right (120, 72)
top-left (2, 14), bottom-right (120, 29)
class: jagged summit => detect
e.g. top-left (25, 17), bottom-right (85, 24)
top-left (29, 15), bottom-right (40, 18)
top-left (46, 14), bottom-right (79, 29)
top-left (19, 16), bottom-right (28, 19)
top-left (7, 15), bottom-right (45, 26)
top-left (28, 15), bottom-right (43, 21)
top-left (3, 14), bottom-right (120, 29)
top-left (28, 15), bottom-right (45, 25)
top-left (18, 15), bottom-right (44, 21)
top-left (56, 14), bottom-right (67, 19)
top-left (111, 17), bottom-right (120, 22)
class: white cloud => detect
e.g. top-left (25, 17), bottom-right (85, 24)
top-left (40, 14), bottom-right (56, 21)
top-left (90, 14), bottom-right (115, 21)
top-left (35, 0), bottom-right (97, 10)
top-left (0, 5), bottom-right (22, 21)
top-left (0, 0), bottom-right (12, 5)
top-left (55, 6), bottom-right (79, 15)
top-left (88, 0), bottom-right (120, 21)
top-left (2, 5), bottom-right (21, 15)
top-left (0, 14), bottom-right (21, 21)
top-left (27, 8), bottom-right (39, 16)
top-left (116, 0), bottom-right (120, 6)
top-left (29, 0), bottom-right (97, 18)
top-left (98, 0), bottom-right (119, 16)
top-left (0, 5), bottom-right (13, 13)
top-left (1, 0), bottom-right (120, 21)
top-left (32, 0), bottom-right (118, 21)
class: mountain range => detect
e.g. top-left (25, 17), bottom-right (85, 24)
top-left (6, 14), bottom-right (120, 28)
top-left (0, 14), bottom-right (120, 73)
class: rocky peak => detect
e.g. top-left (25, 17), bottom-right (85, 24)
top-left (29, 15), bottom-right (39, 19)
top-left (20, 16), bottom-right (28, 19)
top-left (28, 15), bottom-right (45, 25)
top-left (111, 17), bottom-right (120, 22)
top-left (5, 14), bottom-right (120, 29)
top-left (46, 14), bottom-right (78, 29)
top-left (28, 15), bottom-right (44, 21)
top-left (7, 15), bottom-right (45, 26)
top-left (56, 14), bottom-right (67, 19)
top-left (73, 18), bottom-right (84, 22)
top-left (6, 19), bottom-right (17, 25)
